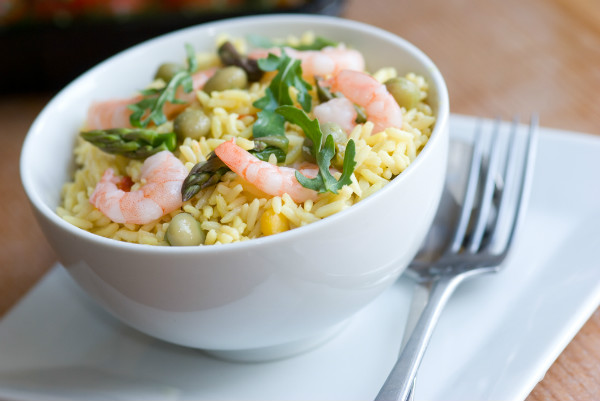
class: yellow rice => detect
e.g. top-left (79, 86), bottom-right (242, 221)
top-left (58, 44), bottom-right (435, 246)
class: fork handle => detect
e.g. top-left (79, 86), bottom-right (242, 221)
top-left (374, 274), bottom-right (464, 401)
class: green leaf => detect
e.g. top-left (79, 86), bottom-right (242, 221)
top-left (276, 105), bottom-right (356, 194)
top-left (316, 135), bottom-right (340, 192)
top-left (295, 169), bottom-right (324, 191)
top-left (255, 51), bottom-right (312, 112)
top-left (250, 146), bottom-right (286, 163)
top-left (318, 137), bottom-right (355, 192)
top-left (251, 51), bottom-right (312, 152)
top-left (252, 110), bottom-right (286, 139)
top-left (128, 43), bottom-right (197, 128)
top-left (257, 53), bottom-right (283, 71)
top-left (275, 105), bottom-right (321, 153)
top-left (338, 139), bottom-right (357, 188)
top-left (252, 89), bottom-right (278, 112)
top-left (185, 43), bottom-right (198, 74)
top-left (253, 135), bottom-right (289, 152)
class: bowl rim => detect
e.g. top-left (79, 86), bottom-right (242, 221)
top-left (20, 13), bottom-right (450, 256)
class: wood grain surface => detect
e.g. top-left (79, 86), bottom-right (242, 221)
top-left (1, 0), bottom-right (599, 399)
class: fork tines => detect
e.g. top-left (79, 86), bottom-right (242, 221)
top-left (450, 115), bottom-right (539, 258)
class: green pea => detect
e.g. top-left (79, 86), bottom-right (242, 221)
top-left (385, 77), bottom-right (421, 109)
top-left (203, 66), bottom-right (248, 93)
top-left (174, 109), bottom-right (211, 140)
top-left (154, 63), bottom-right (184, 82)
top-left (166, 213), bottom-right (205, 246)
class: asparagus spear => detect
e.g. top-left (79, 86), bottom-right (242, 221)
top-left (80, 128), bottom-right (177, 159)
top-left (181, 137), bottom-right (288, 201)
top-left (181, 152), bottom-right (229, 202)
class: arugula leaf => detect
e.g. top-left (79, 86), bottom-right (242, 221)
top-left (275, 104), bottom-right (322, 152)
top-left (252, 110), bottom-right (286, 139)
top-left (250, 146), bottom-right (286, 163)
top-left (250, 136), bottom-right (288, 163)
top-left (251, 51), bottom-right (313, 153)
top-left (128, 43), bottom-right (197, 128)
top-left (276, 105), bottom-right (356, 194)
top-left (256, 52), bottom-right (312, 112)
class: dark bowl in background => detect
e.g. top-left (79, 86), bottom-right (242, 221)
top-left (0, 0), bottom-right (344, 93)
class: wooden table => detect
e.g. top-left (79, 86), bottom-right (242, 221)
top-left (2, 0), bottom-right (599, 399)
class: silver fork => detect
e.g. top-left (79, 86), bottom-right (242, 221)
top-left (375, 115), bottom-right (539, 401)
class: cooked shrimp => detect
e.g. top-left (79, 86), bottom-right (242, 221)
top-left (89, 151), bottom-right (188, 225)
top-left (327, 69), bottom-right (403, 134)
top-left (249, 46), bottom-right (365, 78)
top-left (86, 68), bottom-right (216, 130)
top-left (86, 96), bottom-right (140, 131)
top-left (313, 97), bottom-right (357, 134)
top-left (214, 139), bottom-right (318, 203)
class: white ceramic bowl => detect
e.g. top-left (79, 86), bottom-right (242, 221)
top-left (20, 14), bottom-right (449, 361)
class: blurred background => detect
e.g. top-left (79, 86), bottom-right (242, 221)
top-left (1, 1), bottom-right (600, 400)
top-left (0, 0), bottom-right (344, 92)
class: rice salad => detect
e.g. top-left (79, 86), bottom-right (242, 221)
top-left (58, 32), bottom-right (436, 246)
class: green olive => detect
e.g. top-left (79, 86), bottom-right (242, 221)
top-left (166, 213), bottom-right (205, 246)
top-left (385, 77), bottom-right (421, 109)
top-left (321, 122), bottom-right (347, 145)
top-left (301, 138), bottom-right (316, 163)
top-left (322, 122), bottom-right (349, 169)
top-left (174, 108), bottom-right (211, 140)
top-left (302, 122), bottom-right (348, 168)
top-left (203, 66), bottom-right (248, 93)
top-left (154, 63), bottom-right (184, 82)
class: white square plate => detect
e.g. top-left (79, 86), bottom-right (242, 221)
top-left (2, 114), bottom-right (599, 401)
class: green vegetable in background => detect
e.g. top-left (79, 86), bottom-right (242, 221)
top-left (247, 34), bottom-right (338, 51)
top-left (80, 128), bottom-right (176, 159)
top-left (128, 43), bottom-right (198, 128)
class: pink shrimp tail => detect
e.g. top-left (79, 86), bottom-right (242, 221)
top-left (328, 70), bottom-right (403, 134)
top-left (214, 139), bottom-right (318, 203)
top-left (313, 97), bottom-right (357, 134)
top-left (248, 46), bottom-right (365, 78)
top-left (89, 151), bottom-right (187, 225)
top-left (86, 97), bottom-right (141, 130)
top-left (85, 68), bottom-right (216, 130)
